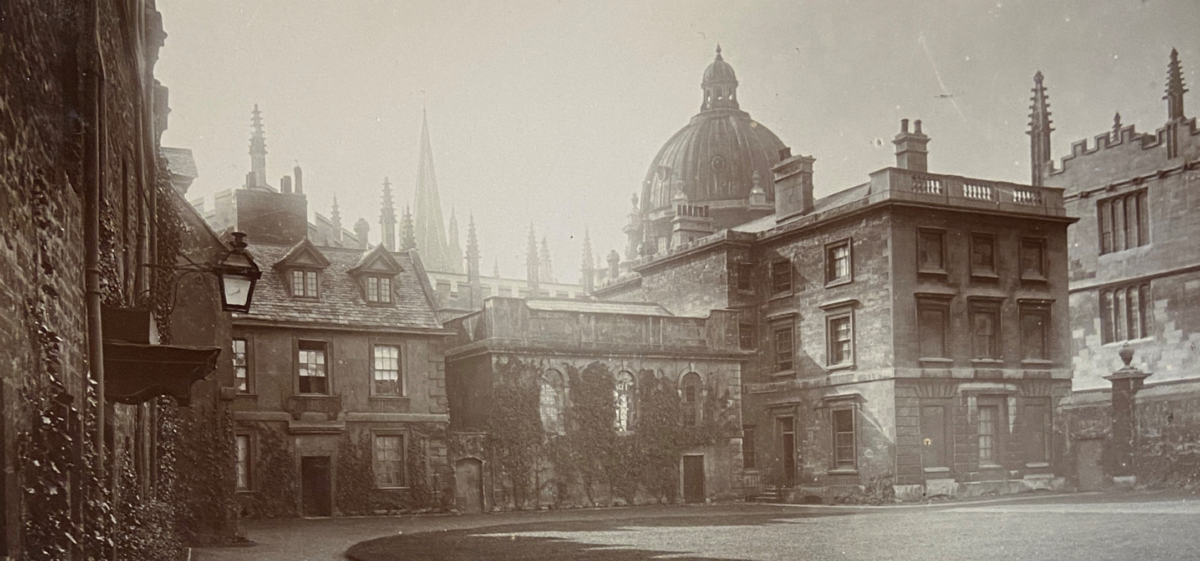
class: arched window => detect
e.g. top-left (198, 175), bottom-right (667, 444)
top-left (614, 371), bottom-right (636, 432)
top-left (539, 369), bottom-right (565, 435)
top-left (681, 372), bottom-right (703, 427)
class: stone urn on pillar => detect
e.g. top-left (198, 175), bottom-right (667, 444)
top-left (1103, 344), bottom-right (1152, 488)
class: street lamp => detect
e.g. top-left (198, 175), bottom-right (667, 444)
top-left (214, 232), bottom-right (261, 313)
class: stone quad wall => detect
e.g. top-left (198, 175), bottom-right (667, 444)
top-left (446, 352), bottom-right (745, 509)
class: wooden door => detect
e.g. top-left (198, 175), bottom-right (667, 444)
top-left (455, 458), bottom-right (484, 513)
top-left (921, 405), bottom-right (948, 469)
top-left (301, 456), bottom-right (332, 517)
top-left (682, 455), bottom-right (705, 503)
top-left (1077, 439), bottom-right (1104, 491)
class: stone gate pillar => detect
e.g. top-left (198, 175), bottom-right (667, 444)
top-left (1103, 345), bottom-right (1151, 487)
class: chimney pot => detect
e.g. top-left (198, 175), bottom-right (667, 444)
top-left (772, 153), bottom-right (816, 220)
top-left (779, 147), bottom-right (792, 160)
top-left (245, 171), bottom-right (256, 189)
top-left (893, 118), bottom-right (930, 173)
top-left (281, 175), bottom-right (293, 194)
top-left (901, 118), bottom-right (909, 133)
top-left (914, 119), bottom-right (923, 134)
top-left (293, 165), bottom-right (304, 194)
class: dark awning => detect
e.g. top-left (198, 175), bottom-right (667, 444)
top-left (103, 341), bottom-right (221, 406)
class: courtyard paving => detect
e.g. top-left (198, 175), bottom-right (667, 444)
top-left (193, 491), bottom-right (1200, 561)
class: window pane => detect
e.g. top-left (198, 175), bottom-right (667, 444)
top-left (380, 277), bottom-right (391, 302)
top-left (1113, 197), bottom-right (1125, 251)
top-left (919, 307), bottom-right (945, 358)
top-left (374, 435), bottom-right (404, 487)
top-left (1100, 290), bottom-right (1114, 344)
top-left (772, 260), bottom-right (792, 294)
top-left (827, 243), bottom-right (850, 283)
top-left (971, 310), bottom-right (998, 359)
top-left (1127, 287), bottom-right (1140, 340)
top-left (1137, 191), bottom-right (1149, 247)
top-left (1125, 194), bottom-right (1137, 248)
top-left (737, 263), bottom-right (753, 291)
top-left (742, 426), bottom-right (756, 470)
top-left (979, 405), bottom-right (997, 462)
top-left (1021, 312), bottom-right (1047, 360)
top-left (1139, 284), bottom-right (1151, 339)
top-left (830, 316), bottom-right (852, 365)
top-left (832, 409), bottom-right (855, 468)
top-left (236, 435), bottom-right (250, 490)
top-left (919, 231), bottom-right (943, 271)
top-left (373, 345), bottom-right (402, 395)
top-left (1099, 200), bottom-right (1112, 254)
top-left (971, 235), bottom-right (995, 273)
top-left (1021, 240), bottom-right (1045, 278)
top-left (298, 343), bottom-right (328, 394)
top-left (292, 270), bottom-right (305, 295)
top-left (306, 271), bottom-right (318, 297)
top-left (739, 322), bottom-right (755, 350)
top-left (367, 277), bottom-right (379, 301)
top-left (233, 338), bottom-right (249, 392)
top-left (774, 327), bottom-right (793, 371)
top-left (1114, 289), bottom-right (1126, 341)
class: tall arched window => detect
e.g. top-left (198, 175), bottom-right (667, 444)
top-left (681, 372), bottom-right (703, 427)
top-left (539, 369), bottom-right (565, 435)
top-left (614, 371), bottom-right (636, 432)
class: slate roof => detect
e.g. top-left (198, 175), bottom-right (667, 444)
top-left (234, 242), bottom-right (444, 332)
top-left (523, 298), bottom-right (674, 317)
top-left (161, 147), bottom-right (198, 179)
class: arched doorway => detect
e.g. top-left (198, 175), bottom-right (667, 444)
top-left (455, 458), bottom-right (484, 513)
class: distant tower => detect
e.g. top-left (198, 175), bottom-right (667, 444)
top-left (623, 193), bottom-right (641, 260)
top-left (414, 109), bottom-right (451, 271)
top-left (331, 195), bottom-right (343, 243)
top-left (526, 224), bottom-right (540, 297)
top-left (466, 214), bottom-right (481, 308)
top-left (380, 177), bottom-right (397, 251)
top-left (354, 218), bottom-right (371, 249)
top-left (1028, 71), bottom-right (1054, 187)
top-left (249, 104), bottom-right (267, 188)
top-left (701, 45), bottom-right (739, 111)
top-left (539, 237), bottom-right (554, 284)
top-left (1166, 48), bottom-right (1188, 122)
top-left (447, 208), bottom-right (464, 274)
top-left (581, 229), bottom-right (595, 295)
top-left (293, 163), bottom-right (304, 194)
top-left (400, 205), bottom-right (416, 251)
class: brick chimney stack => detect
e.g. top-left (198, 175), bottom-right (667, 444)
top-left (281, 175), bottom-right (292, 194)
top-left (893, 118), bottom-right (930, 172)
top-left (772, 147), bottom-right (815, 221)
top-left (293, 164), bottom-right (304, 194)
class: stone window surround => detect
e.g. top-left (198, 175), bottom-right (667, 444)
top-left (917, 228), bottom-right (948, 276)
top-left (369, 341), bottom-right (405, 398)
top-left (969, 232), bottom-right (999, 280)
top-left (1019, 237), bottom-right (1049, 282)
top-left (290, 268), bottom-right (321, 299)
top-left (235, 431), bottom-right (255, 493)
top-left (233, 335), bottom-right (253, 394)
top-left (915, 293), bottom-right (954, 364)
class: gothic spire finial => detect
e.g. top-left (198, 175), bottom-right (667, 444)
top-left (331, 195), bottom-right (343, 241)
top-left (526, 223), bottom-right (540, 295)
top-left (380, 177), bottom-right (397, 251)
top-left (1028, 71), bottom-right (1054, 187)
top-left (1166, 47), bottom-right (1188, 121)
top-left (1113, 112), bottom-right (1123, 141)
top-left (249, 105), bottom-right (267, 188)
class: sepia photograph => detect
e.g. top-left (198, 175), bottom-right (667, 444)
top-left (1, 0), bottom-right (1199, 559)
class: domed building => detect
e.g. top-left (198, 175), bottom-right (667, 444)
top-left (626, 46), bottom-right (788, 257)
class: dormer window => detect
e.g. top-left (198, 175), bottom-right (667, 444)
top-left (291, 269), bottom-right (319, 298)
top-left (366, 276), bottom-right (393, 304)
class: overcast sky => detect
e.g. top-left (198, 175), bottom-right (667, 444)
top-left (157, 0), bottom-right (1199, 281)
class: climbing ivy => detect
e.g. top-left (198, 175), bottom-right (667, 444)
top-left (483, 358), bottom-right (733, 509)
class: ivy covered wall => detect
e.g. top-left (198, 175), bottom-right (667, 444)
top-left (449, 354), bottom-right (744, 510)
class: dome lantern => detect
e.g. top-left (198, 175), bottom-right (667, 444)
top-left (702, 45), bottom-right (739, 111)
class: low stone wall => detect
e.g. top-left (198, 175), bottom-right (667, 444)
top-left (1060, 377), bottom-right (1200, 489)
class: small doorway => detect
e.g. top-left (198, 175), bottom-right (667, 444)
top-left (1076, 439), bottom-right (1104, 491)
top-left (778, 416), bottom-right (796, 488)
top-left (921, 405), bottom-right (948, 469)
top-left (455, 458), bottom-right (484, 513)
top-left (301, 456), bottom-right (332, 517)
top-left (682, 455), bottom-right (705, 503)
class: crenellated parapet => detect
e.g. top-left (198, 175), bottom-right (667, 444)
top-left (1051, 117), bottom-right (1200, 188)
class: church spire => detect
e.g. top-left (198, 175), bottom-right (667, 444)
top-left (249, 104), bottom-right (267, 188)
top-left (466, 214), bottom-right (481, 308)
top-left (539, 237), bottom-right (553, 284)
top-left (526, 224), bottom-right (540, 297)
top-left (447, 207), bottom-right (464, 274)
top-left (1028, 71), bottom-right (1054, 187)
top-left (582, 228), bottom-right (595, 295)
top-left (413, 109), bottom-right (450, 270)
top-left (331, 195), bottom-right (343, 243)
top-left (400, 205), bottom-right (416, 251)
top-left (1166, 48), bottom-right (1188, 122)
top-left (380, 177), bottom-right (397, 251)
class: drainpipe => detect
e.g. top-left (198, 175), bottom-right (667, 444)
top-left (84, 0), bottom-right (107, 484)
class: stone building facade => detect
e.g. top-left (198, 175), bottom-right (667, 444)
top-left (1042, 50), bottom-right (1200, 489)
top-left (1, 0), bottom-right (240, 556)
top-left (597, 86), bottom-right (1076, 500)
top-left (443, 298), bottom-right (747, 510)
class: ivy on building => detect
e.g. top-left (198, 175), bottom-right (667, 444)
top-left (483, 357), bottom-right (733, 509)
